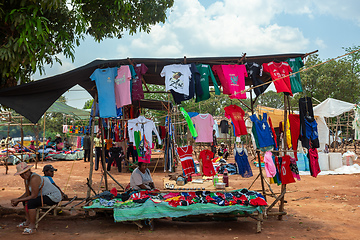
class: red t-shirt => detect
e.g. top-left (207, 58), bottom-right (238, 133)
top-left (221, 64), bottom-right (248, 99)
top-left (224, 105), bottom-right (247, 136)
top-left (280, 155), bottom-right (296, 184)
top-left (199, 149), bottom-right (215, 176)
top-left (177, 145), bottom-right (196, 177)
top-left (212, 65), bottom-right (230, 94)
top-left (262, 62), bottom-right (293, 96)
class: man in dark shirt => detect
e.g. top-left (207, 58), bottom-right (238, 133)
top-left (83, 132), bottom-right (91, 162)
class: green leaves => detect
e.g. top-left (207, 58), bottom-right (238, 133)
top-left (0, 0), bottom-right (174, 88)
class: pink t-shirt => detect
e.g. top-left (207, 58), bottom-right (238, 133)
top-left (132, 63), bottom-right (148, 101)
top-left (114, 66), bottom-right (132, 108)
top-left (264, 151), bottom-right (276, 178)
top-left (191, 114), bottom-right (214, 143)
top-left (220, 64), bottom-right (248, 99)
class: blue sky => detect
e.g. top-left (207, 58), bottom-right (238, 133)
top-left (33, 0), bottom-right (360, 109)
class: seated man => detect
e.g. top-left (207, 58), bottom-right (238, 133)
top-left (43, 165), bottom-right (68, 200)
top-left (218, 142), bottom-right (229, 160)
top-left (130, 162), bottom-right (155, 190)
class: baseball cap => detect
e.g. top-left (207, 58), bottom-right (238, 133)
top-left (43, 165), bottom-right (57, 172)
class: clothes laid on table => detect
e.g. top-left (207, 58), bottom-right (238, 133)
top-left (234, 147), bottom-right (253, 178)
top-left (171, 63), bottom-right (201, 104)
top-left (199, 149), bottom-right (215, 176)
top-left (195, 64), bottom-right (220, 102)
top-left (90, 67), bottom-right (118, 118)
top-left (286, 57), bottom-right (304, 94)
top-left (180, 107), bottom-right (198, 138)
top-left (261, 61), bottom-right (293, 96)
top-left (114, 65), bottom-right (132, 108)
top-left (264, 151), bottom-right (276, 178)
top-left (250, 113), bottom-right (274, 148)
top-left (308, 147), bottom-right (320, 177)
top-left (224, 105), bottom-right (247, 136)
top-left (161, 64), bottom-right (192, 96)
top-left (177, 145), bottom-right (197, 177)
top-left (132, 63), bottom-right (148, 101)
top-left (220, 64), bottom-right (248, 99)
top-left (219, 120), bottom-right (229, 133)
top-left (191, 113), bottom-right (214, 143)
top-left (245, 62), bottom-right (270, 96)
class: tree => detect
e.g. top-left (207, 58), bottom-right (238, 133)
top-left (301, 53), bottom-right (360, 103)
top-left (0, 0), bottom-right (174, 88)
top-left (256, 90), bottom-right (284, 109)
top-left (83, 99), bottom-right (93, 109)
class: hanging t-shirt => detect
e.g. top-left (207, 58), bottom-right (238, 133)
top-left (199, 149), bottom-right (215, 176)
top-left (177, 145), bottom-right (196, 177)
top-left (180, 107), bottom-right (198, 138)
top-left (220, 64), bottom-right (248, 99)
top-left (90, 67), bottom-right (117, 118)
top-left (161, 64), bottom-right (191, 95)
top-left (132, 63), bottom-right (148, 101)
top-left (245, 62), bottom-right (270, 97)
top-left (171, 63), bottom-right (201, 104)
top-left (308, 147), bottom-right (321, 177)
top-left (280, 155), bottom-right (296, 184)
top-left (191, 113), bottom-right (214, 143)
top-left (114, 65), bottom-right (132, 108)
top-left (213, 120), bottom-right (219, 138)
top-left (261, 61), bottom-right (293, 96)
top-left (212, 65), bottom-right (230, 94)
top-left (250, 113), bottom-right (274, 148)
top-left (195, 64), bottom-right (220, 102)
top-left (219, 120), bottom-right (229, 133)
top-left (286, 57), bottom-right (304, 94)
top-left (264, 151), bottom-right (277, 178)
top-left (224, 105), bottom-right (247, 136)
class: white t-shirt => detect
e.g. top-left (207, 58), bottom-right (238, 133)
top-left (160, 64), bottom-right (191, 95)
top-left (127, 116), bottom-right (162, 145)
top-left (130, 168), bottom-right (153, 190)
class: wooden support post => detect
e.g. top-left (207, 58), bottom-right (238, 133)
top-left (5, 113), bottom-right (10, 174)
top-left (257, 151), bottom-right (266, 201)
top-left (87, 95), bottom-right (97, 199)
top-left (20, 118), bottom-right (23, 162)
top-left (42, 113), bottom-right (46, 166)
top-left (99, 118), bottom-right (108, 191)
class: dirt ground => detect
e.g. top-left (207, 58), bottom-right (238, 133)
top-left (0, 156), bottom-right (360, 240)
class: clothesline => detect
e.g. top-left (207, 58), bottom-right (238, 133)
top-left (241, 47), bottom-right (360, 94)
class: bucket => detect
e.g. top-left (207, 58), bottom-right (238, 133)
top-left (318, 152), bottom-right (329, 171)
top-left (328, 152), bottom-right (342, 170)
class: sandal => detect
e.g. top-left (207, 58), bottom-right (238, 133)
top-left (17, 221), bottom-right (29, 228)
top-left (22, 228), bottom-right (36, 235)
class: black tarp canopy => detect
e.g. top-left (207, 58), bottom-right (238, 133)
top-left (0, 53), bottom-right (306, 123)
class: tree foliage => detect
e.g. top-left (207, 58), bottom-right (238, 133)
top-left (0, 0), bottom-right (174, 88)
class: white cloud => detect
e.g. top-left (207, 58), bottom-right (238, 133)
top-left (315, 38), bottom-right (326, 49)
top-left (115, 0), bottom-right (310, 58)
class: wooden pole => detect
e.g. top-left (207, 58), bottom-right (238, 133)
top-left (42, 113), bottom-right (46, 166)
top-left (20, 118), bottom-right (23, 162)
top-left (99, 118), bottom-right (108, 191)
top-left (35, 124), bottom-right (39, 168)
top-left (5, 113), bottom-right (10, 174)
top-left (278, 94), bottom-right (288, 220)
top-left (87, 95), bottom-right (97, 198)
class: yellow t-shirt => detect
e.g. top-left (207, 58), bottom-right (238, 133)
top-left (94, 137), bottom-right (102, 148)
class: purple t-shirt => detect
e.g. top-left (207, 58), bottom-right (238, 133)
top-left (132, 63), bottom-right (148, 101)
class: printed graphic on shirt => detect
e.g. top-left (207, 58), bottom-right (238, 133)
top-left (169, 72), bottom-right (184, 89)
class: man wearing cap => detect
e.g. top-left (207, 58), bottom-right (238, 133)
top-left (43, 165), bottom-right (68, 200)
top-left (11, 162), bottom-right (62, 235)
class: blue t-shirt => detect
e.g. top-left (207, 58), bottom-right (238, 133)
top-left (90, 68), bottom-right (118, 118)
top-left (44, 176), bottom-right (55, 184)
top-left (250, 113), bottom-right (274, 148)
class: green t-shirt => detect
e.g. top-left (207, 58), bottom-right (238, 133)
top-left (195, 64), bottom-right (220, 102)
top-left (180, 107), bottom-right (198, 138)
top-left (286, 57), bottom-right (304, 94)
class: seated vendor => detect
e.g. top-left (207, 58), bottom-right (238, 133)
top-left (130, 162), bottom-right (155, 190)
top-left (218, 142), bottom-right (229, 160)
top-left (29, 140), bottom-right (36, 151)
top-left (54, 134), bottom-right (63, 151)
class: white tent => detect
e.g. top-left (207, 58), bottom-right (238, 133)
top-left (313, 98), bottom-right (355, 150)
top-left (313, 98), bottom-right (355, 117)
